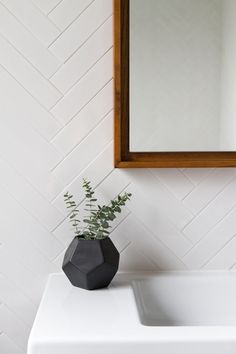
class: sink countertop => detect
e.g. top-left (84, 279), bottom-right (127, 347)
top-left (28, 272), bottom-right (236, 354)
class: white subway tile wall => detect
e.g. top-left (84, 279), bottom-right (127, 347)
top-left (0, 1), bottom-right (236, 353)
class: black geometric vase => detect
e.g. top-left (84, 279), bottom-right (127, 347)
top-left (62, 237), bottom-right (120, 290)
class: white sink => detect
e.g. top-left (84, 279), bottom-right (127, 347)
top-left (28, 272), bottom-right (236, 354)
top-left (132, 272), bottom-right (236, 326)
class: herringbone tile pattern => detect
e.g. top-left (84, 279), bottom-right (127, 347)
top-left (0, 1), bottom-right (236, 353)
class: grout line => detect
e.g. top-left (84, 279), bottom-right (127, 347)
top-left (51, 154), bottom-right (115, 229)
top-left (49, 45), bottom-right (113, 112)
top-left (49, 0), bottom-right (96, 35)
top-left (48, 12), bottom-right (112, 75)
top-left (29, 1), bottom-right (62, 31)
top-left (181, 168), bottom-right (216, 187)
top-left (47, 0), bottom-right (64, 15)
top-left (0, 155), bottom-right (65, 229)
top-left (51, 248), bottom-right (65, 263)
top-left (0, 1), bottom-right (61, 49)
top-left (1, 294), bottom-right (38, 324)
top-left (130, 213), bottom-right (188, 268)
top-left (0, 27), bottom-right (60, 80)
top-left (0, 177), bottom-right (65, 260)
top-left (178, 168), bottom-right (195, 189)
top-left (181, 175), bottom-right (236, 234)
top-left (63, 13), bottom-right (112, 63)
top-left (51, 106), bottom-right (113, 160)
top-left (135, 214), bottom-right (187, 268)
top-left (0, 32), bottom-right (64, 120)
top-left (148, 169), bottom-right (195, 216)
top-left (179, 185), bottom-right (196, 204)
top-left (47, 0), bottom-right (96, 48)
top-left (182, 202), bottom-right (236, 244)
top-left (50, 96), bottom-right (113, 172)
top-left (181, 207), bottom-right (236, 259)
top-left (50, 80), bottom-right (113, 141)
top-left (200, 233), bottom-right (236, 269)
top-left (0, 276), bottom-right (38, 325)
top-left (0, 60), bottom-right (63, 115)
top-left (0, 186), bottom-right (64, 258)
top-left (230, 262), bottom-right (236, 270)
top-left (0, 332), bottom-right (25, 354)
top-left (49, 14), bottom-right (112, 81)
top-left (51, 151), bottom-right (115, 229)
top-left (0, 65), bottom-right (64, 146)
top-left (52, 44), bottom-right (113, 97)
top-left (110, 211), bottom-right (132, 235)
top-left (137, 170), bottom-right (194, 242)
top-left (119, 241), bottom-right (132, 254)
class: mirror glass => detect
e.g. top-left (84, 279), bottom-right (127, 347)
top-left (130, 0), bottom-right (236, 152)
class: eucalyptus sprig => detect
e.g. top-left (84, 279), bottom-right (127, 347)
top-left (64, 179), bottom-right (131, 240)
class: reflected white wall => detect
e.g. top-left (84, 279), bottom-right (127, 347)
top-left (130, 0), bottom-right (222, 152)
top-left (220, 0), bottom-right (236, 150)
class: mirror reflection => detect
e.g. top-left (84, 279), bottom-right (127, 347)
top-left (130, 0), bottom-right (236, 152)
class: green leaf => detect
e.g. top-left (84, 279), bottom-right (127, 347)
top-left (115, 206), bottom-right (121, 213)
top-left (83, 219), bottom-right (92, 223)
top-left (101, 221), bottom-right (109, 229)
top-left (108, 213), bottom-right (116, 220)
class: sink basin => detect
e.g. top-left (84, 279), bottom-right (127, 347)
top-left (28, 272), bottom-right (236, 354)
top-left (132, 272), bottom-right (236, 326)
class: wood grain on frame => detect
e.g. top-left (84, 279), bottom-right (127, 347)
top-left (113, 0), bottom-right (236, 168)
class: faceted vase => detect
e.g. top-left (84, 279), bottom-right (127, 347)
top-left (62, 237), bottom-right (120, 290)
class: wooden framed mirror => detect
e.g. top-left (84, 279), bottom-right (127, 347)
top-left (114, 0), bottom-right (236, 168)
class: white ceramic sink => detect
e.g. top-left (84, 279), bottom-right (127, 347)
top-left (132, 272), bottom-right (236, 326)
top-left (28, 272), bottom-right (236, 354)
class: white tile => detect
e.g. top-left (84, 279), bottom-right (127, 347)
top-left (0, 186), bottom-right (63, 261)
top-left (50, 17), bottom-right (113, 93)
top-left (183, 178), bottom-right (236, 243)
top-left (183, 168), bottom-right (236, 215)
top-left (0, 108), bottom-right (60, 171)
top-left (111, 214), bottom-right (187, 270)
top-left (119, 244), bottom-right (158, 272)
top-left (51, 48), bottom-right (113, 124)
top-left (49, 0), bottom-right (112, 61)
top-left (125, 170), bottom-right (193, 229)
top-left (0, 0), bottom-right (60, 46)
top-left (183, 207), bottom-right (236, 268)
top-left (52, 81), bottom-right (113, 156)
top-left (49, 0), bottom-right (94, 31)
top-left (0, 333), bottom-right (24, 354)
top-left (96, 169), bottom-right (131, 201)
top-left (1, 235), bottom-right (59, 280)
top-left (52, 214), bottom-right (75, 247)
top-left (52, 252), bottom-right (65, 269)
top-left (52, 111), bottom-right (113, 189)
top-left (0, 158), bottom-right (64, 231)
top-left (127, 183), bottom-right (192, 258)
top-left (204, 236), bottom-right (236, 270)
top-left (0, 65), bottom-right (61, 140)
top-left (0, 3), bottom-right (61, 77)
top-left (0, 275), bottom-right (37, 326)
top-left (0, 246), bottom-right (47, 305)
top-left (0, 128), bottom-right (58, 198)
top-left (31, 0), bottom-right (62, 14)
top-left (150, 168), bottom-right (194, 200)
top-left (52, 142), bottom-right (114, 213)
top-left (0, 35), bottom-right (62, 109)
top-left (182, 168), bottom-right (214, 185)
top-left (0, 305), bottom-right (30, 351)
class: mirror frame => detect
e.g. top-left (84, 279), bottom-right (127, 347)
top-left (114, 0), bottom-right (236, 168)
